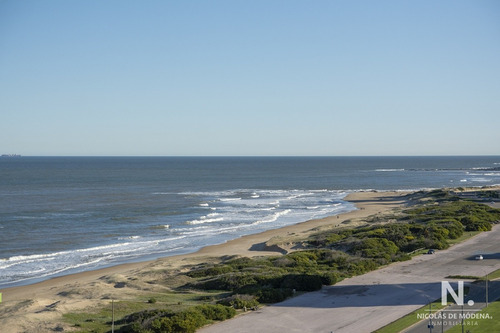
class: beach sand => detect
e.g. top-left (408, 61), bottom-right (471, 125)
top-left (0, 191), bottom-right (421, 332)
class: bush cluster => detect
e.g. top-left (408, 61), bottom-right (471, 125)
top-left (120, 304), bottom-right (236, 333)
top-left (187, 248), bottom-right (396, 305)
top-left (217, 294), bottom-right (259, 309)
top-left (405, 199), bottom-right (500, 232)
top-left (312, 197), bottom-right (500, 255)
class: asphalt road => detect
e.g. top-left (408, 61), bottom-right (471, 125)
top-left (198, 225), bottom-right (500, 333)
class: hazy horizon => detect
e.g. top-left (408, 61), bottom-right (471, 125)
top-left (4, 154), bottom-right (500, 158)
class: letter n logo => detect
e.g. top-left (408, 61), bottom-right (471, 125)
top-left (441, 281), bottom-right (464, 305)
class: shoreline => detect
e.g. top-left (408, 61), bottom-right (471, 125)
top-left (0, 190), bottom-right (356, 291)
top-left (0, 190), bottom-right (410, 331)
top-left (0, 190), bottom-right (399, 290)
top-left (2, 186), bottom-right (498, 331)
top-left (1, 191), bottom-right (408, 294)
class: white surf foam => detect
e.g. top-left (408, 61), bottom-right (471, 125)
top-left (255, 209), bottom-right (292, 224)
top-left (186, 216), bottom-right (224, 225)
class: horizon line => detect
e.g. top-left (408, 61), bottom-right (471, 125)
top-left (3, 154), bottom-right (500, 158)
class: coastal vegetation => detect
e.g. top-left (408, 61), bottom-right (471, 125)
top-left (64, 189), bottom-right (500, 332)
top-left (120, 304), bottom-right (236, 333)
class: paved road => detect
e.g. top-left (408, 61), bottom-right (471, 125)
top-left (198, 226), bottom-right (500, 333)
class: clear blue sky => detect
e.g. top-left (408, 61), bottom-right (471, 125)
top-left (1, 0), bottom-right (499, 156)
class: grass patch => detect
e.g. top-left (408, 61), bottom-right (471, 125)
top-left (446, 275), bottom-right (481, 280)
top-left (463, 268), bottom-right (500, 282)
top-left (446, 299), bottom-right (500, 332)
top-left (447, 230), bottom-right (482, 246)
top-left (63, 301), bottom-right (136, 333)
top-left (410, 248), bottom-right (428, 257)
top-left (484, 268), bottom-right (500, 281)
top-left (63, 291), bottom-right (226, 332)
top-left (374, 300), bottom-right (445, 333)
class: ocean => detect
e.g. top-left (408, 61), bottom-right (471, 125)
top-left (1, 156), bottom-right (499, 288)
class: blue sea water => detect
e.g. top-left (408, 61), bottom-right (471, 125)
top-left (1, 156), bottom-right (500, 287)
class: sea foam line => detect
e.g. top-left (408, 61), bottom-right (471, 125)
top-left (255, 209), bottom-right (292, 224)
top-left (186, 217), bottom-right (224, 225)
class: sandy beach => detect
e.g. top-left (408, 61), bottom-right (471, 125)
top-left (0, 190), bottom-right (414, 332)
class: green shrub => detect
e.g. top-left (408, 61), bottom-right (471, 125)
top-left (427, 189), bottom-right (451, 199)
top-left (217, 294), bottom-right (259, 309)
top-left (346, 258), bottom-right (379, 275)
top-left (226, 257), bottom-right (273, 270)
top-left (324, 233), bottom-right (345, 244)
top-left (351, 238), bottom-right (399, 260)
top-left (187, 265), bottom-right (233, 278)
top-left (256, 288), bottom-right (293, 303)
top-left (122, 309), bottom-right (169, 326)
top-left (280, 274), bottom-right (323, 291)
top-left (461, 216), bottom-right (492, 231)
top-left (320, 272), bottom-right (340, 285)
top-left (315, 250), bottom-right (349, 268)
top-left (194, 304), bottom-right (236, 321)
top-left (273, 256), bottom-right (295, 267)
top-left (195, 273), bottom-right (258, 291)
top-left (159, 309), bottom-right (207, 333)
top-left (285, 251), bottom-right (319, 267)
top-left (441, 220), bottom-right (464, 239)
top-left (123, 304), bottom-right (236, 333)
top-left (380, 224), bottom-right (412, 248)
top-left (392, 253), bottom-right (411, 262)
